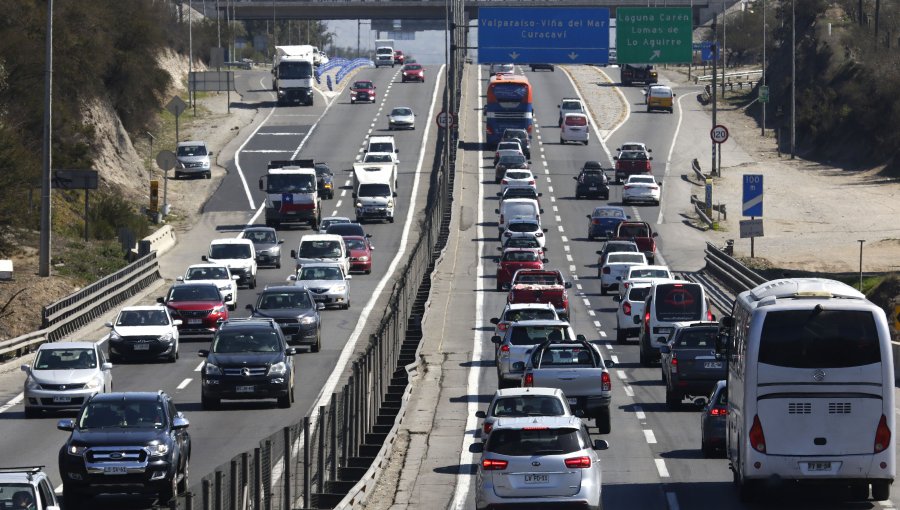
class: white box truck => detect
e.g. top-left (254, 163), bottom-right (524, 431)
top-left (374, 39), bottom-right (396, 68)
top-left (353, 162), bottom-right (397, 223)
top-left (272, 45), bottom-right (315, 106)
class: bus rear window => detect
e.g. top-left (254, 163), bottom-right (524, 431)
top-left (655, 284), bottom-right (703, 322)
top-left (758, 310), bottom-right (881, 368)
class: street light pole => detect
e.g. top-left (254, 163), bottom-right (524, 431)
top-left (761, 0), bottom-right (766, 136)
top-left (790, 0), bottom-right (796, 159)
top-left (39, 0), bottom-right (53, 277)
top-left (858, 240), bottom-right (865, 291)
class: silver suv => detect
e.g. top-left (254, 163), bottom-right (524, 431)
top-left (476, 416), bottom-right (607, 510)
top-left (175, 140), bottom-right (212, 179)
top-left (491, 320), bottom-right (580, 388)
top-left (0, 466), bottom-right (61, 510)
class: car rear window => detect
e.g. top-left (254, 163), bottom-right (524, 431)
top-left (505, 171), bottom-right (530, 180)
top-left (675, 328), bottom-right (717, 349)
top-left (758, 310), bottom-right (881, 368)
top-left (618, 224), bottom-right (649, 237)
top-left (499, 156), bottom-right (527, 166)
top-left (627, 286), bottom-right (651, 302)
top-left (593, 208), bottom-right (625, 219)
top-left (629, 268), bottom-right (669, 279)
top-left (534, 346), bottom-right (597, 367)
top-left (502, 309), bottom-right (556, 322)
top-left (486, 428), bottom-right (581, 455)
top-left (607, 253), bottom-right (645, 264)
top-left (507, 326), bottom-right (571, 346)
top-left (503, 250), bottom-right (539, 262)
top-left (654, 283), bottom-right (703, 322)
top-left (504, 238), bottom-right (539, 249)
top-left (565, 115), bottom-right (587, 126)
top-left (491, 396), bottom-right (566, 417)
top-left (507, 222), bottom-right (538, 233)
top-left (619, 151), bottom-right (648, 161)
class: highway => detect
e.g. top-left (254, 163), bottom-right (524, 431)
top-left (0, 65), bottom-right (444, 508)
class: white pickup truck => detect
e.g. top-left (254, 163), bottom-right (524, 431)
top-left (520, 337), bottom-right (614, 434)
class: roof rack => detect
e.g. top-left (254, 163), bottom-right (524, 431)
top-left (222, 317), bottom-right (278, 328)
top-left (0, 466), bottom-right (44, 473)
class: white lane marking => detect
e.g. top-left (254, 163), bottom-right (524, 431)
top-left (655, 459), bottom-right (670, 478)
top-left (599, 331), bottom-right (607, 338)
top-left (644, 429), bottom-right (657, 444)
top-left (553, 206), bottom-right (559, 213)
top-left (544, 168), bottom-right (550, 174)
top-left (605, 344), bottom-right (613, 351)
top-left (658, 91), bottom-right (688, 225)
top-left (0, 393), bottom-right (24, 414)
top-left (452, 63), bottom-right (485, 510)
top-left (566, 254), bottom-right (574, 262)
top-left (290, 88), bottom-right (341, 160)
top-left (610, 355), bottom-right (619, 364)
top-left (568, 264), bottom-right (576, 272)
top-left (176, 378), bottom-right (192, 390)
top-left (555, 215), bottom-right (562, 222)
top-left (635, 405), bottom-right (646, 420)
top-left (336, 200), bottom-right (343, 208)
top-left (331, 210), bottom-right (337, 216)
top-left (341, 189), bottom-right (347, 197)
top-left (593, 320), bottom-right (601, 327)
top-left (550, 196), bottom-right (556, 203)
top-left (194, 361), bottom-right (204, 372)
top-left (666, 491), bottom-right (680, 510)
top-left (588, 310), bottom-right (596, 317)
top-left (623, 385), bottom-right (634, 397)
top-left (560, 235), bottom-right (567, 242)
top-left (548, 186), bottom-right (554, 193)
top-left (616, 369), bottom-right (627, 380)
top-left (256, 132), bottom-right (306, 136)
top-left (582, 298), bottom-right (590, 306)
top-left (576, 283), bottom-right (582, 290)
top-left (239, 149), bottom-right (295, 153)
top-left (564, 246), bottom-right (570, 253)
top-left (557, 226), bottom-right (564, 232)
top-left (572, 275), bottom-right (579, 281)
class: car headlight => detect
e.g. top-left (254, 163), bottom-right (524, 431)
top-left (358, 256), bottom-right (369, 262)
top-left (387, 200), bottom-right (394, 208)
top-left (25, 376), bottom-right (41, 390)
top-left (159, 331), bottom-right (175, 343)
top-left (109, 330), bottom-right (122, 341)
top-left (213, 305), bottom-right (227, 314)
top-left (148, 443), bottom-right (170, 457)
top-left (300, 316), bottom-right (316, 325)
top-left (205, 363), bottom-right (222, 376)
top-left (332, 285), bottom-right (347, 293)
top-left (268, 362), bottom-right (288, 376)
top-left (356, 202), bottom-right (363, 208)
top-left (68, 445), bottom-right (87, 456)
top-left (84, 376), bottom-right (105, 390)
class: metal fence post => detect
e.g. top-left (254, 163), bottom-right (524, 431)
top-left (264, 440), bottom-right (272, 510)
top-left (318, 404), bottom-right (326, 493)
top-left (229, 459), bottom-right (237, 510)
top-left (303, 416), bottom-right (311, 509)
top-left (341, 384), bottom-right (350, 468)
top-left (253, 447), bottom-right (262, 510)
top-left (241, 452), bottom-right (249, 510)
top-left (283, 426), bottom-right (292, 510)
top-left (330, 393), bottom-right (338, 481)
top-left (202, 478), bottom-right (211, 510)
top-left (214, 470), bottom-right (223, 510)
top-left (185, 490), bottom-right (194, 510)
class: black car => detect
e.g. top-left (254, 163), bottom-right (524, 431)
top-left (500, 128), bottom-right (531, 159)
top-left (529, 63), bottom-right (555, 72)
top-left (497, 186), bottom-right (542, 204)
top-left (199, 318), bottom-right (297, 409)
top-left (325, 222), bottom-right (370, 238)
top-left (660, 322), bottom-right (725, 409)
top-left (573, 165), bottom-right (610, 199)
top-left (247, 286), bottom-right (324, 352)
top-left (595, 240), bottom-right (639, 267)
top-left (315, 163), bottom-right (334, 199)
top-left (700, 380), bottom-right (727, 457)
top-left (494, 154), bottom-right (529, 183)
top-left (57, 391), bottom-right (191, 507)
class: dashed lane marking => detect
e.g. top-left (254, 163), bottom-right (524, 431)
top-left (599, 331), bottom-right (607, 338)
top-left (610, 355), bottom-right (618, 364)
top-left (582, 298), bottom-right (590, 306)
top-left (616, 370), bottom-right (627, 380)
top-left (566, 254), bottom-right (574, 262)
top-left (644, 430), bottom-right (657, 444)
top-left (194, 361), bottom-right (204, 372)
top-left (588, 310), bottom-right (596, 317)
top-left (176, 378), bottom-right (192, 390)
top-left (560, 235), bottom-right (567, 242)
top-left (336, 200), bottom-right (343, 208)
top-left (655, 459), bottom-right (670, 477)
top-left (593, 320), bottom-right (601, 328)
top-left (558, 226), bottom-right (565, 233)
top-left (635, 405), bottom-right (646, 420)
top-left (623, 385), bottom-right (635, 397)
top-left (568, 265), bottom-right (577, 272)
top-left (0, 393), bottom-right (23, 414)
top-left (576, 283), bottom-right (582, 290)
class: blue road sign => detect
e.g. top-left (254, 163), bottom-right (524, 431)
top-left (478, 8), bottom-right (610, 65)
top-left (742, 174), bottom-right (764, 217)
top-left (701, 42), bottom-right (719, 62)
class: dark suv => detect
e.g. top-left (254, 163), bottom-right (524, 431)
top-left (199, 318), bottom-right (297, 409)
top-left (57, 391), bottom-right (191, 507)
top-left (659, 322), bottom-right (725, 409)
top-left (500, 129), bottom-right (531, 159)
top-left (247, 286), bottom-right (324, 352)
top-left (573, 163), bottom-right (610, 199)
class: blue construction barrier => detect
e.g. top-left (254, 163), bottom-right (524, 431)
top-left (335, 59), bottom-right (375, 85)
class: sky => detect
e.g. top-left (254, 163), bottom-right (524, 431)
top-left (327, 20), bottom-right (455, 64)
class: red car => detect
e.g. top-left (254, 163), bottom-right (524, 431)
top-left (350, 80), bottom-right (376, 103)
top-left (394, 50), bottom-right (406, 65)
top-left (343, 235), bottom-right (374, 274)
top-left (401, 63), bottom-right (425, 83)
top-left (495, 248), bottom-right (547, 292)
top-left (613, 150), bottom-right (652, 183)
top-left (157, 282), bottom-right (228, 339)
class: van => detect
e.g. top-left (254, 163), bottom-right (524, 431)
top-left (290, 234), bottom-right (350, 275)
top-left (203, 238), bottom-right (258, 289)
top-left (366, 136), bottom-right (398, 161)
top-left (638, 280), bottom-right (713, 366)
top-left (496, 198), bottom-right (542, 238)
top-left (560, 113), bottom-right (589, 145)
top-left (646, 85), bottom-right (675, 113)
top-left (720, 278), bottom-right (895, 502)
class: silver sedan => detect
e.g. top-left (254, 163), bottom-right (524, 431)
top-left (387, 107), bottom-right (415, 130)
top-left (289, 262), bottom-right (352, 310)
top-left (22, 342), bottom-right (112, 418)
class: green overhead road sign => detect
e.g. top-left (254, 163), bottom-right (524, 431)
top-left (617, 8), bottom-right (692, 64)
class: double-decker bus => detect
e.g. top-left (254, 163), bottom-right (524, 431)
top-left (485, 74), bottom-right (533, 146)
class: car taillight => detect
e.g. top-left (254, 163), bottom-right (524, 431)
top-left (624, 282), bottom-right (631, 290)
top-left (650, 186), bottom-right (658, 190)
top-left (500, 345), bottom-right (510, 353)
top-left (482, 458), bottom-right (508, 470)
top-left (875, 414), bottom-right (891, 453)
top-left (501, 179), bottom-right (508, 184)
top-left (670, 356), bottom-right (678, 374)
top-left (645, 161), bottom-right (651, 170)
top-left (623, 301), bottom-right (632, 315)
top-left (487, 126), bottom-right (494, 135)
top-left (624, 185), bottom-right (632, 190)
top-left (749, 415), bottom-right (766, 453)
top-left (601, 371), bottom-right (611, 392)
top-left (524, 373), bottom-right (534, 387)
top-left (602, 267), bottom-right (610, 274)
top-left (710, 407), bottom-right (728, 416)
top-left (483, 422), bottom-right (493, 435)
top-left (528, 180), bottom-right (535, 185)
top-left (499, 214), bottom-right (504, 224)
top-left (498, 323), bottom-right (508, 331)
top-left (644, 311), bottom-right (651, 335)
top-left (592, 219), bottom-right (600, 225)
top-left (565, 456), bottom-right (592, 469)
top-left (707, 309), bottom-right (714, 321)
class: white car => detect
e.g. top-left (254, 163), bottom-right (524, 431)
top-left (560, 113), bottom-right (589, 145)
top-left (616, 282), bottom-right (652, 343)
top-left (105, 306), bottom-right (182, 362)
top-left (203, 238), bottom-right (258, 289)
top-left (501, 217), bottom-right (547, 248)
top-left (319, 216), bottom-right (352, 234)
top-left (558, 97), bottom-right (585, 127)
top-left (177, 263), bottom-right (239, 310)
top-left (387, 106), bottom-right (415, 130)
top-left (622, 174), bottom-right (661, 205)
top-left (489, 302), bottom-right (558, 338)
top-left (600, 252), bottom-right (647, 295)
top-left (500, 168), bottom-right (536, 195)
top-left (617, 264), bottom-right (674, 300)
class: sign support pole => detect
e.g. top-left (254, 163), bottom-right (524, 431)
top-left (711, 18), bottom-right (718, 177)
top-left (84, 188), bottom-right (90, 242)
top-left (750, 216), bottom-right (755, 258)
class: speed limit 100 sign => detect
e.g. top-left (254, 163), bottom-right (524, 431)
top-left (710, 124), bottom-right (729, 144)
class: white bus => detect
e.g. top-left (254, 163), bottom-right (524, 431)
top-left (721, 278), bottom-right (895, 502)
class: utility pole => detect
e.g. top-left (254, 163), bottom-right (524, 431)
top-left (39, 0), bottom-right (53, 277)
top-left (790, 0), bottom-right (796, 159)
top-left (188, 0), bottom-right (193, 107)
top-left (711, 17), bottom-right (718, 177)
top-left (216, 0), bottom-right (221, 48)
top-left (761, 0), bottom-right (766, 136)
top-left (858, 240), bottom-right (865, 291)
top-left (721, 0), bottom-right (727, 97)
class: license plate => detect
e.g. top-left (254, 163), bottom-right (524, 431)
top-left (53, 396), bottom-right (71, 403)
top-left (236, 386), bottom-right (254, 393)
top-left (704, 361), bottom-right (723, 369)
top-left (524, 473), bottom-right (550, 484)
top-left (807, 462), bottom-right (832, 471)
top-left (589, 186), bottom-right (597, 190)
top-left (103, 466), bottom-right (128, 475)
top-left (133, 343), bottom-right (150, 351)
top-left (657, 327), bottom-right (673, 334)
top-left (188, 318), bottom-right (202, 325)
top-left (567, 397), bottom-right (577, 405)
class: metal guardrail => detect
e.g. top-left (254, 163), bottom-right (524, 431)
top-left (0, 252), bottom-right (162, 359)
top-left (694, 69), bottom-right (763, 83)
top-left (703, 242), bottom-right (767, 296)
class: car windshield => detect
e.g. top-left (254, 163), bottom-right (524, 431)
top-left (758, 310), bottom-right (880, 368)
top-left (0, 485), bottom-right (35, 508)
top-left (243, 230), bottom-right (276, 244)
top-left (503, 251), bottom-right (539, 262)
top-left (258, 291), bottom-right (312, 310)
top-left (265, 174), bottom-right (315, 193)
top-left (34, 348), bottom-right (97, 370)
top-left (514, 274), bottom-right (559, 285)
top-left (505, 238), bottom-right (539, 249)
top-left (605, 243), bottom-right (638, 253)
top-left (358, 183), bottom-right (391, 197)
top-left (116, 309), bottom-right (170, 327)
top-left (507, 325), bottom-right (571, 346)
top-left (629, 268), bottom-right (669, 278)
top-left (78, 401), bottom-right (165, 429)
top-left (299, 266), bottom-right (343, 281)
top-left (618, 224), bottom-right (650, 237)
top-left (507, 222), bottom-right (538, 233)
top-left (321, 218), bottom-right (349, 230)
top-left (209, 244), bottom-right (252, 259)
top-left (607, 253), bottom-right (645, 264)
top-left (581, 172), bottom-right (605, 183)
top-left (391, 108), bottom-right (412, 116)
top-left (169, 285), bottom-right (221, 302)
top-left (499, 156), bottom-right (526, 166)
top-left (503, 309), bottom-right (556, 322)
top-left (177, 145), bottom-right (207, 157)
top-left (353, 81), bottom-right (373, 89)
top-left (535, 346), bottom-right (597, 367)
top-left (491, 396), bottom-right (565, 417)
top-left (486, 428), bottom-right (581, 456)
top-left (187, 266), bottom-right (229, 280)
top-left (405, 64), bottom-right (422, 70)
top-left (630, 176), bottom-right (656, 184)
top-left (344, 238), bottom-right (366, 250)
top-left (327, 224), bottom-right (364, 236)
top-left (619, 150), bottom-right (647, 161)
top-left (364, 154), bottom-right (393, 163)
top-left (593, 208), bottom-right (624, 219)
top-left (620, 144), bottom-right (644, 151)
top-left (314, 164), bottom-right (332, 176)
top-left (368, 142), bottom-right (394, 153)
top-left (299, 241), bottom-right (342, 258)
top-left (212, 330), bottom-right (282, 353)
top-left (278, 61), bottom-right (313, 79)
top-left (675, 328), bottom-right (718, 349)
top-left (655, 284), bottom-right (703, 322)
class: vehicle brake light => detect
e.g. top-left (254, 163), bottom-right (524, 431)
top-left (502, 179), bottom-right (508, 184)
top-left (650, 186), bottom-right (658, 191)
top-left (644, 311), bottom-right (651, 335)
top-left (483, 422), bottom-right (493, 435)
top-left (524, 373), bottom-right (534, 387)
top-left (624, 185), bottom-right (632, 190)
top-left (487, 126), bottom-right (494, 135)
top-left (482, 458), bottom-right (508, 470)
top-left (565, 456), bottom-right (592, 468)
top-left (528, 180), bottom-right (535, 185)
top-left (749, 415), bottom-right (766, 453)
top-left (592, 219), bottom-right (601, 225)
top-left (875, 414), bottom-right (891, 453)
top-left (670, 356), bottom-right (678, 374)
top-left (498, 323), bottom-right (508, 331)
top-left (710, 407), bottom-right (728, 416)
top-left (623, 302), bottom-right (632, 316)
top-left (500, 344), bottom-right (510, 353)
top-left (706, 309), bottom-right (714, 321)
top-left (499, 214), bottom-right (505, 224)
top-left (624, 282), bottom-right (631, 290)
top-left (602, 267), bottom-right (610, 274)
top-left (601, 371), bottom-right (611, 392)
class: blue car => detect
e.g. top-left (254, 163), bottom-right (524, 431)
top-left (586, 206), bottom-right (629, 240)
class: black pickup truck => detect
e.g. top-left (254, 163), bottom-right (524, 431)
top-left (621, 64), bottom-right (658, 86)
top-left (659, 322), bottom-right (726, 409)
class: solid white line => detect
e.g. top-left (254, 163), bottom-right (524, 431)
top-left (657, 460), bottom-right (671, 481)
top-left (595, 67), bottom-right (631, 143)
top-left (0, 393), bottom-right (23, 414)
top-left (176, 378), bottom-right (192, 390)
top-left (623, 385), bottom-right (634, 397)
top-left (635, 405), bottom-right (646, 420)
top-left (194, 361), bottom-right (204, 372)
top-left (666, 491), bottom-right (680, 510)
top-left (256, 132), bottom-right (306, 136)
top-left (658, 92), bottom-right (688, 226)
top-left (290, 89), bottom-right (342, 159)
top-left (239, 149), bottom-right (295, 153)
top-left (644, 429), bottom-right (657, 444)
top-left (452, 64), bottom-right (484, 510)
top-left (616, 369), bottom-right (628, 380)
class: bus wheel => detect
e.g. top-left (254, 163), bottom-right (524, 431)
top-left (873, 481), bottom-right (891, 501)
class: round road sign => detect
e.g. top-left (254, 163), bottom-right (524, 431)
top-left (436, 111), bottom-right (456, 129)
top-left (710, 124), bottom-right (729, 144)
top-left (155, 150), bottom-right (177, 171)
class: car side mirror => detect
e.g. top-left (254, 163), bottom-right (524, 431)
top-left (352, 193), bottom-right (357, 199)
top-left (537, 192), bottom-right (543, 197)
top-left (173, 320), bottom-right (183, 326)
top-left (157, 297), bottom-right (165, 304)
top-left (490, 318), bottom-right (500, 325)
top-left (596, 250), bottom-right (603, 255)
top-left (540, 209), bottom-right (545, 214)
top-left (658, 181), bottom-right (662, 186)
top-left (287, 275), bottom-right (298, 282)
top-left (366, 233), bottom-right (373, 238)
top-left (495, 209), bottom-right (500, 214)
top-left (393, 191), bottom-right (398, 197)
top-left (285, 347), bottom-right (297, 356)
top-left (20, 364), bottom-right (30, 374)
top-left (496, 192), bottom-right (502, 197)
top-left (208, 151), bottom-right (214, 157)
top-left (586, 215), bottom-right (591, 219)
top-left (576, 334), bottom-right (587, 342)
top-left (659, 345), bottom-right (671, 354)
top-left (649, 156), bottom-right (654, 160)
top-left (633, 315), bottom-right (641, 325)
top-left (494, 257), bottom-right (500, 263)
top-left (565, 282), bottom-right (572, 289)
top-left (201, 255), bottom-right (208, 261)
top-left (173, 416), bottom-right (190, 429)
top-left (224, 294), bottom-right (233, 303)
top-left (496, 247), bottom-right (502, 251)
top-left (104, 321), bottom-right (113, 328)
top-left (198, 350), bottom-right (209, 358)
top-left (475, 410), bottom-right (486, 419)
top-left (346, 274), bottom-right (353, 280)
top-left (57, 418), bottom-right (75, 432)
top-left (648, 148), bottom-right (653, 152)
top-left (245, 304), bottom-right (254, 311)
top-left (616, 276), bottom-right (622, 281)
top-left (542, 258), bottom-right (549, 264)
top-left (278, 240), bottom-right (285, 244)
top-left (593, 439), bottom-right (610, 451)
top-left (542, 228), bottom-right (548, 233)
top-left (232, 275), bottom-right (240, 281)
top-left (290, 250), bottom-right (297, 258)
top-left (176, 276), bottom-right (184, 282)
top-left (316, 303), bottom-right (326, 310)
top-left (652, 232), bottom-right (658, 237)
top-left (572, 176), bottom-right (577, 180)
top-left (491, 335), bottom-right (501, 344)
top-left (613, 156), bottom-right (619, 160)
top-left (101, 362), bottom-right (113, 371)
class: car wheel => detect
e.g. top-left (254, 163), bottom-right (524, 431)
top-left (167, 345), bottom-right (178, 363)
top-left (616, 328), bottom-right (626, 344)
top-left (389, 217), bottom-right (395, 223)
top-left (158, 470), bottom-right (178, 503)
top-left (276, 259), bottom-right (281, 269)
top-left (737, 476), bottom-right (761, 503)
top-left (595, 407), bottom-right (611, 434)
top-left (665, 388), bottom-right (681, 410)
top-left (250, 276), bottom-right (257, 289)
top-left (277, 391), bottom-right (292, 409)
top-left (639, 345), bottom-right (650, 367)
top-left (600, 285), bottom-right (607, 296)
top-left (205, 171), bottom-right (212, 179)
top-left (23, 406), bottom-right (39, 419)
top-left (873, 481), bottom-right (891, 501)
top-left (560, 138), bottom-right (565, 144)
top-left (584, 140), bottom-right (589, 145)
top-left (177, 457), bottom-right (190, 494)
top-left (201, 393), bottom-right (220, 410)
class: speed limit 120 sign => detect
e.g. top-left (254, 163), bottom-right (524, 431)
top-left (436, 111), bottom-right (456, 129)
top-left (710, 124), bottom-right (729, 144)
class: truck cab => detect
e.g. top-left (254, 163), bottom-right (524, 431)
top-left (272, 45), bottom-right (315, 106)
top-left (353, 162), bottom-right (397, 223)
top-left (259, 160), bottom-right (321, 230)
